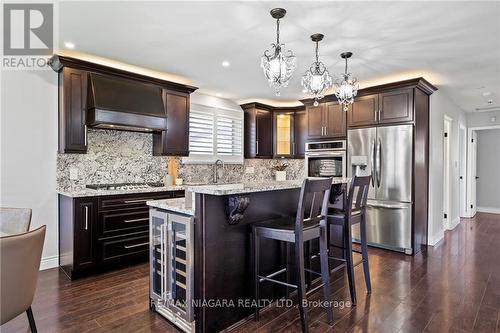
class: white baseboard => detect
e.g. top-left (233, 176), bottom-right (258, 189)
top-left (428, 230), bottom-right (444, 246)
top-left (448, 217), bottom-right (460, 230)
top-left (40, 255), bottom-right (58, 270)
top-left (477, 207), bottom-right (500, 214)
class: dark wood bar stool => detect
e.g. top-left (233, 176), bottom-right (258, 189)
top-left (251, 178), bottom-right (334, 333)
top-left (327, 175), bottom-right (372, 305)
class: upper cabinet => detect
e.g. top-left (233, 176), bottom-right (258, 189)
top-left (306, 101), bottom-right (347, 140)
top-left (348, 88), bottom-right (414, 128)
top-left (242, 103), bottom-right (273, 158)
top-left (49, 55), bottom-right (197, 156)
top-left (153, 90), bottom-right (190, 156)
top-left (347, 94), bottom-right (379, 128)
top-left (274, 111), bottom-right (294, 158)
top-left (378, 88), bottom-right (414, 124)
top-left (293, 109), bottom-right (307, 158)
top-left (58, 67), bottom-right (89, 153)
top-left (242, 103), bottom-right (305, 159)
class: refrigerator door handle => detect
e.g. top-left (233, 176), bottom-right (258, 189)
top-left (371, 139), bottom-right (376, 187)
top-left (376, 138), bottom-right (382, 187)
top-left (367, 202), bottom-right (409, 209)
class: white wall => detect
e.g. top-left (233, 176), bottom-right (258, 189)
top-left (476, 129), bottom-right (500, 213)
top-left (428, 90), bottom-right (467, 245)
top-left (0, 70), bottom-right (58, 269)
top-left (467, 111), bottom-right (500, 127)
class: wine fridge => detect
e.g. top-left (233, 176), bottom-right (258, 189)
top-left (149, 208), bottom-right (195, 333)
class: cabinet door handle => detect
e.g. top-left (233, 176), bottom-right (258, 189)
top-left (84, 125), bottom-right (88, 146)
top-left (321, 126), bottom-right (324, 136)
top-left (84, 206), bottom-right (89, 230)
top-left (124, 217), bottom-right (149, 223)
top-left (256, 140), bottom-right (259, 155)
top-left (325, 127), bottom-right (328, 136)
top-left (123, 199), bottom-right (148, 204)
top-left (124, 242), bottom-right (149, 249)
top-left (292, 142), bottom-right (295, 156)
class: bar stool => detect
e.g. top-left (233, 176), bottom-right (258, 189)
top-left (252, 178), bottom-right (333, 333)
top-left (327, 175), bottom-right (372, 305)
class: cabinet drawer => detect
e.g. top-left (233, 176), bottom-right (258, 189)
top-left (101, 235), bottom-right (149, 262)
top-left (98, 191), bottom-right (179, 211)
top-left (100, 209), bottom-right (149, 237)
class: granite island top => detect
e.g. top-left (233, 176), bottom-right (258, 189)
top-left (147, 198), bottom-right (195, 215)
top-left (186, 178), bottom-right (350, 196)
top-left (57, 185), bottom-right (186, 198)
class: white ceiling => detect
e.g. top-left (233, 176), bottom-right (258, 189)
top-left (58, 1), bottom-right (500, 111)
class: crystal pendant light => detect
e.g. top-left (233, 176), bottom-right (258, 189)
top-left (334, 52), bottom-right (359, 111)
top-left (301, 34), bottom-right (333, 106)
top-left (260, 8), bottom-right (297, 96)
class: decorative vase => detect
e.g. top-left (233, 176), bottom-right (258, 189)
top-left (275, 170), bottom-right (286, 181)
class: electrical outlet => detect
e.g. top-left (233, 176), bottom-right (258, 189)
top-left (245, 167), bottom-right (255, 174)
top-left (69, 168), bottom-right (79, 180)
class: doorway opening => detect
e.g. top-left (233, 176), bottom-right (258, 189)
top-left (443, 116), bottom-right (452, 229)
top-left (459, 124), bottom-right (467, 217)
top-left (467, 125), bottom-right (500, 217)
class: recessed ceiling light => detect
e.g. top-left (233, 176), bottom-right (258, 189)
top-left (64, 42), bottom-right (75, 49)
top-left (302, 88), bottom-right (308, 93)
top-left (222, 61), bottom-right (230, 67)
top-left (482, 91), bottom-right (492, 97)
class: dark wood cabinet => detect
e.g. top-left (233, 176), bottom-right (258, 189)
top-left (153, 90), bottom-right (190, 156)
top-left (73, 198), bottom-right (97, 271)
top-left (294, 110), bottom-right (307, 158)
top-left (59, 190), bottom-right (184, 279)
top-left (59, 67), bottom-right (88, 153)
top-left (347, 94), bottom-right (379, 128)
top-left (306, 102), bottom-right (347, 140)
top-left (273, 111), bottom-right (294, 158)
top-left (307, 105), bottom-right (324, 139)
top-left (256, 110), bottom-right (273, 158)
top-left (50, 55), bottom-right (197, 156)
top-left (324, 102), bottom-right (347, 138)
top-left (379, 88), bottom-right (414, 124)
top-left (242, 103), bottom-right (273, 158)
top-left (347, 88), bottom-right (414, 128)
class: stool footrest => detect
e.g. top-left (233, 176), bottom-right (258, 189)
top-left (257, 274), bottom-right (297, 289)
top-left (304, 268), bottom-right (322, 276)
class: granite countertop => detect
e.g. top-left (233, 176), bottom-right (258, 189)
top-left (147, 198), bottom-right (195, 216)
top-left (57, 185), bottom-right (186, 198)
top-left (186, 178), bottom-right (350, 196)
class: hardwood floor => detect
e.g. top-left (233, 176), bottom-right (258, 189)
top-left (2, 213), bottom-right (499, 333)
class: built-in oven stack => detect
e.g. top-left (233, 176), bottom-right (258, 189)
top-left (150, 209), bottom-right (195, 333)
top-left (305, 140), bottom-right (346, 178)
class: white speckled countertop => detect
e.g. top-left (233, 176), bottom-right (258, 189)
top-left (57, 185), bottom-right (186, 198)
top-left (147, 198), bottom-right (195, 216)
top-left (185, 178), bottom-right (350, 196)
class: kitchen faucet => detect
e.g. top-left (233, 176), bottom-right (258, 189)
top-left (213, 159), bottom-right (224, 183)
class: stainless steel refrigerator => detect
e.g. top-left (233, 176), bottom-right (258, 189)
top-left (348, 124), bottom-right (413, 254)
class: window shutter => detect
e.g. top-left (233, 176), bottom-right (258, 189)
top-left (185, 105), bottom-right (243, 163)
top-left (189, 109), bottom-right (215, 156)
top-left (216, 114), bottom-right (243, 157)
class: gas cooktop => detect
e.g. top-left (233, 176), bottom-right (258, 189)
top-left (85, 182), bottom-right (165, 191)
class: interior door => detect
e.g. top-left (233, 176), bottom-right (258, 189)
top-left (470, 131), bottom-right (478, 217)
top-left (348, 127), bottom-right (377, 199)
top-left (375, 125), bottom-right (413, 203)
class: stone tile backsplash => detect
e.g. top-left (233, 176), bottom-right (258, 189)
top-left (57, 129), bottom-right (305, 190)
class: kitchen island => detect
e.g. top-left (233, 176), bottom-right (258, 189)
top-left (147, 179), bottom-right (349, 333)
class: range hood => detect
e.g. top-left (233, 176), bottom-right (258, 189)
top-left (87, 73), bottom-right (166, 132)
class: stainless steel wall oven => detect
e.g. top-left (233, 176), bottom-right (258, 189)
top-left (305, 140), bottom-right (346, 178)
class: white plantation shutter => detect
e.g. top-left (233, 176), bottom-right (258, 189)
top-left (184, 104), bottom-right (244, 163)
top-left (189, 108), bottom-right (215, 155)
